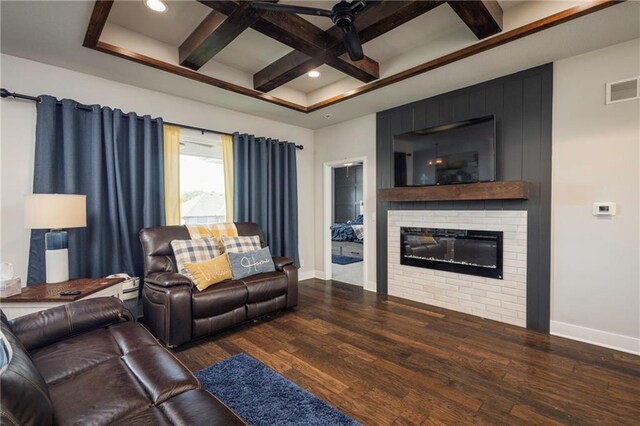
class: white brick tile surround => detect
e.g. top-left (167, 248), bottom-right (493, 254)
top-left (388, 210), bottom-right (527, 327)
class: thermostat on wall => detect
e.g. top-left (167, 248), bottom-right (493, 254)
top-left (593, 202), bottom-right (616, 216)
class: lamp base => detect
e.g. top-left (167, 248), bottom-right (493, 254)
top-left (45, 230), bottom-right (69, 284)
top-left (45, 249), bottom-right (69, 283)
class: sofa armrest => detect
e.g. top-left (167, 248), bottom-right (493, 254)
top-left (272, 256), bottom-right (294, 271)
top-left (142, 282), bottom-right (192, 347)
top-left (9, 297), bottom-right (132, 352)
top-left (146, 272), bottom-right (192, 288)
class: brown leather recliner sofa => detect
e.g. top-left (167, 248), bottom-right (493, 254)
top-left (0, 297), bottom-right (244, 425)
top-left (139, 223), bottom-right (298, 347)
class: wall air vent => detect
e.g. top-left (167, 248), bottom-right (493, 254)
top-left (606, 77), bottom-right (640, 104)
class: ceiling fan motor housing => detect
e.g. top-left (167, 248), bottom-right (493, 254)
top-left (332, 1), bottom-right (356, 29)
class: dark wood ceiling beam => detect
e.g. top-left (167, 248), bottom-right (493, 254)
top-left (200, 1), bottom-right (325, 55)
top-left (448, 0), bottom-right (503, 39)
top-left (254, 51), bottom-right (324, 92)
top-left (251, 10), bottom-right (380, 86)
top-left (83, 0), bottom-right (114, 48)
top-left (326, 54), bottom-right (379, 83)
top-left (251, 10), bottom-right (326, 56)
top-left (254, 49), bottom-right (379, 93)
top-left (179, 7), bottom-right (260, 70)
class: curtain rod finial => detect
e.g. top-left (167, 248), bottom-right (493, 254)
top-left (0, 88), bottom-right (11, 98)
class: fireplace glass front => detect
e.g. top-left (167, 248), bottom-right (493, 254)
top-left (401, 227), bottom-right (503, 279)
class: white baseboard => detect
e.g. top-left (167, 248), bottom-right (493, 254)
top-left (299, 271), bottom-right (377, 291)
top-left (315, 270), bottom-right (327, 280)
top-left (365, 281), bottom-right (377, 292)
top-left (550, 320), bottom-right (640, 355)
top-left (299, 270), bottom-right (325, 281)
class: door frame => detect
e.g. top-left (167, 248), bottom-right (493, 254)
top-left (323, 156), bottom-right (368, 287)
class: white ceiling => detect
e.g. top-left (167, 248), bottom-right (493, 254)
top-left (214, 28), bottom-right (293, 75)
top-left (1, 1), bottom-right (638, 130)
top-left (109, 0), bottom-right (209, 47)
top-left (286, 64), bottom-right (351, 92)
top-left (362, 4), bottom-right (466, 62)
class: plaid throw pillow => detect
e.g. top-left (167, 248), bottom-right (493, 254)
top-left (171, 237), bottom-right (221, 281)
top-left (221, 235), bottom-right (261, 254)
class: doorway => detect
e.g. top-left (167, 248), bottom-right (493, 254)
top-left (324, 158), bottom-right (367, 287)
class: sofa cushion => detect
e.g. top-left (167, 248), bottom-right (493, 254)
top-left (30, 322), bottom-right (158, 386)
top-left (159, 389), bottom-right (244, 425)
top-left (192, 280), bottom-right (248, 318)
top-left (112, 407), bottom-right (172, 426)
top-left (240, 271), bottom-right (288, 303)
top-left (33, 320), bottom-right (211, 425)
top-left (31, 328), bottom-right (122, 385)
top-left (107, 320), bottom-right (163, 354)
top-left (121, 345), bottom-right (199, 405)
top-left (48, 356), bottom-right (151, 425)
top-left (192, 308), bottom-right (247, 339)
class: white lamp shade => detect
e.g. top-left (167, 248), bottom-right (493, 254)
top-left (24, 194), bottom-right (87, 229)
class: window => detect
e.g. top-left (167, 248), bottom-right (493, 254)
top-left (179, 128), bottom-right (227, 225)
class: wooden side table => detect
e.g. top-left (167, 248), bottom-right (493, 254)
top-left (0, 278), bottom-right (124, 320)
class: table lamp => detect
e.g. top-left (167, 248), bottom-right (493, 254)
top-left (24, 194), bottom-right (87, 283)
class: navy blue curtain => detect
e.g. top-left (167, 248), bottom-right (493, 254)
top-left (27, 96), bottom-right (165, 284)
top-left (233, 133), bottom-right (299, 267)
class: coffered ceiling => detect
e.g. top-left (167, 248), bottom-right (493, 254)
top-left (84, 0), bottom-right (625, 112)
top-left (1, 1), bottom-right (638, 128)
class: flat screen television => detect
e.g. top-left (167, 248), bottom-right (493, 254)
top-left (393, 115), bottom-right (496, 187)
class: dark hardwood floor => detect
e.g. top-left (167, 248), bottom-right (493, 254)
top-left (173, 279), bottom-right (640, 425)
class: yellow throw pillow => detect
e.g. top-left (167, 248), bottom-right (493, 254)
top-left (184, 254), bottom-right (233, 291)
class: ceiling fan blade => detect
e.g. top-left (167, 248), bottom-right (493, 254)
top-left (342, 24), bottom-right (364, 61)
top-left (348, 1), bottom-right (368, 14)
top-left (252, 2), bottom-right (333, 17)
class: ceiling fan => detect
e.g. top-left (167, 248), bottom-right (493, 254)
top-left (251, 1), bottom-right (372, 61)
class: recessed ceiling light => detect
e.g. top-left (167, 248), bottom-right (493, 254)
top-left (145, 0), bottom-right (167, 13)
top-left (307, 70), bottom-right (321, 78)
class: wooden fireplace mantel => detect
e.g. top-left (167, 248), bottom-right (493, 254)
top-left (378, 181), bottom-right (530, 202)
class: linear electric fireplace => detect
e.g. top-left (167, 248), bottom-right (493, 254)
top-left (401, 227), bottom-right (503, 279)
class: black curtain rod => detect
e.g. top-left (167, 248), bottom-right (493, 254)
top-left (0, 88), bottom-right (303, 150)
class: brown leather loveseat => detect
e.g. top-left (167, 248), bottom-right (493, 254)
top-left (139, 223), bottom-right (298, 347)
top-left (0, 297), bottom-right (243, 425)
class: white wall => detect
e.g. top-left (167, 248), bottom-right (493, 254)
top-left (551, 38), bottom-right (640, 354)
top-left (0, 54), bottom-right (315, 282)
top-left (313, 114), bottom-right (377, 291)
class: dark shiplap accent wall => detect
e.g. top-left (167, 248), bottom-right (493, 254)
top-left (376, 64), bottom-right (552, 331)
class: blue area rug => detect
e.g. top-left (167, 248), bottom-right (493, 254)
top-left (195, 353), bottom-right (359, 426)
top-left (332, 255), bottom-right (363, 265)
